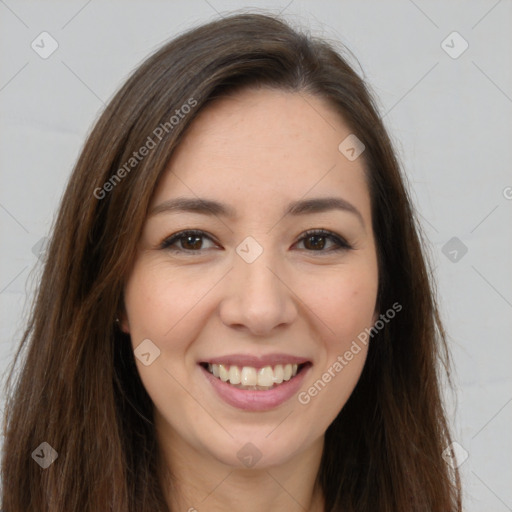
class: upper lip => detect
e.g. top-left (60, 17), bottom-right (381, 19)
top-left (199, 353), bottom-right (311, 368)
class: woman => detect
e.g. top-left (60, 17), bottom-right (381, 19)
top-left (1, 12), bottom-right (462, 511)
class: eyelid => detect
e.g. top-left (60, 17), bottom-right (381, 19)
top-left (159, 229), bottom-right (219, 252)
top-left (297, 228), bottom-right (352, 251)
top-left (159, 228), bottom-right (352, 253)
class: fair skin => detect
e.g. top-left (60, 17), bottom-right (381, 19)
top-left (121, 87), bottom-right (379, 512)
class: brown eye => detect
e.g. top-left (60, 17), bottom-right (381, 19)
top-left (180, 234), bottom-right (203, 250)
top-left (296, 229), bottom-right (351, 252)
top-left (303, 234), bottom-right (327, 250)
top-left (160, 230), bottom-right (217, 253)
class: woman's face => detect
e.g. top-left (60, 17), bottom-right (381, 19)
top-left (121, 87), bottom-right (379, 469)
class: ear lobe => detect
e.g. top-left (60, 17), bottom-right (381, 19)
top-left (120, 319), bottom-right (130, 334)
top-left (117, 311), bottom-right (130, 334)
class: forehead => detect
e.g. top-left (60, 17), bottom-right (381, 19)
top-left (153, 87), bottom-right (370, 219)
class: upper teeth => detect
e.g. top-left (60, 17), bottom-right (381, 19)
top-left (208, 363), bottom-right (299, 386)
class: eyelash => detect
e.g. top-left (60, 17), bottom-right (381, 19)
top-left (159, 228), bottom-right (352, 255)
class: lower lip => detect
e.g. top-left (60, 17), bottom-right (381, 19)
top-left (200, 364), bottom-right (311, 411)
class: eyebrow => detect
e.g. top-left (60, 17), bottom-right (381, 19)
top-left (149, 196), bottom-right (365, 226)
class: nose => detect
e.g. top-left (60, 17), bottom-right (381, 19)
top-left (218, 246), bottom-right (298, 336)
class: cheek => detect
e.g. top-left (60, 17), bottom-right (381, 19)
top-left (294, 264), bottom-right (377, 417)
top-left (123, 260), bottom-right (213, 343)
top-left (122, 263), bottom-right (210, 410)
top-left (305, 264), bottom-right (378, 346)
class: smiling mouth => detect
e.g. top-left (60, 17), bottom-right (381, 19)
top-left (200, 362), bottom-right (310, 391)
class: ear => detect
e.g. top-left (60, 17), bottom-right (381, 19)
top-left (117, 307), bottom-right (131, 334)
top-left (119, 316), bottom-right (130, 334)
top-left (371, 309), bottom-right (379, 325)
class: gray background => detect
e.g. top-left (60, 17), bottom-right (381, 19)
top-left (1, 1), bottom-right (511, 509)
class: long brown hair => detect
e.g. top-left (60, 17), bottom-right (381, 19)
top-left (1, 12), bottom-right (461, 511)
